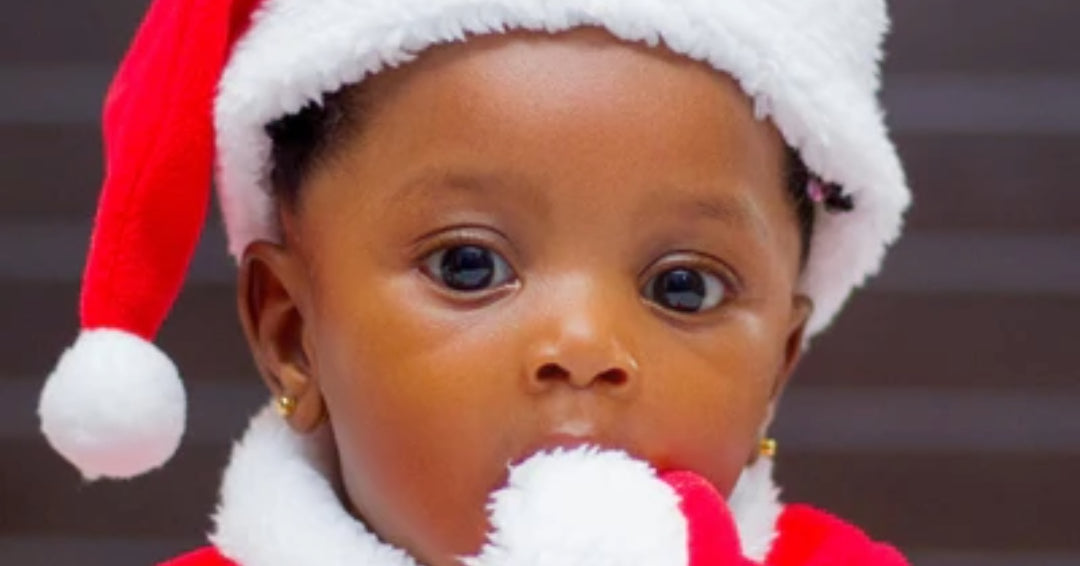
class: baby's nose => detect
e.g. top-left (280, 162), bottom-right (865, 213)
top-left (521, 286), bottom-right (640, 396)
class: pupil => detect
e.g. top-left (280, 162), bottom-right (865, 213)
top-left (655, 269), bottom-right (705, 312)
top-left (441, 246), bottom-right (495, 291)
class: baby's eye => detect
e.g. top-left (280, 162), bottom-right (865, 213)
top-left (422, 245), bottom-right (516, 293)
top-left (643, 267), bottom-right (727, 313)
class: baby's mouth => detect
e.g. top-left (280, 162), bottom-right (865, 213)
top-left (512, 434), bottom-right (602, 467)
top-left (510, 420), bottom-right (657, 472)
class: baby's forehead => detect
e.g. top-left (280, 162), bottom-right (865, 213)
top-left (337, 32), bottom-right (786, 173)
top-left (353, 28), bottom-right (768, 130)
top-left (307, 45), bottom-right (791, 215)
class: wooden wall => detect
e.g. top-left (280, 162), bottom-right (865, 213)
top-left (2, 1), bottom-right (1077, 564)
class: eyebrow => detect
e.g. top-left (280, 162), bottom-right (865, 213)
top-left (392, 169), bottom-right (768, 239)
top-left (648, 190), bottom-right (770, 240)
top-left (391, 168), bottom-right (549, 217)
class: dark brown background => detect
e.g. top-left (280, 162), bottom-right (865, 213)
top-left (2, 1), bottom-right (1078, 564)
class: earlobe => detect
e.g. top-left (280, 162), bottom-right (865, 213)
top-left (237, 242), bottom-right (326, 433)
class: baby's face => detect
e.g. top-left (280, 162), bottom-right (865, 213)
top-left (244, 28), bottom-right (808, 566)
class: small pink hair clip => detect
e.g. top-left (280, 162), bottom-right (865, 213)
top-left (808, 177), bottom-right (855, 212)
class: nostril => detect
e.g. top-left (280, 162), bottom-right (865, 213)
top-left (536, 362), bottom-right (569, 382)
top-left (597, 368), bottom-right (628, 386)
top-left (533, 363), bottom-right (630, 388)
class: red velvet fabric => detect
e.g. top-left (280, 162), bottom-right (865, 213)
top-left (160, 547), bottom-right (236, 566)
top-left (82, 0), bottom-right (260, 338)
top-left (765, 505), bottom-right (910, 566)
top-left (661, 470), bottom-right (758, 566)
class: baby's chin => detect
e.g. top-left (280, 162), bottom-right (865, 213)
top-left (465, 447), bottom-right (692, 566)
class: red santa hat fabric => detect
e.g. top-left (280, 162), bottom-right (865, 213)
top-left (38, 0), bottom-right (260, 480)
top-left (40, 0), bottom-right (909, 480)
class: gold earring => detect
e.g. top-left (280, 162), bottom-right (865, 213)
top-left (759, 438), bottom-right (778, 458)
top-left (275, 394), bottom-right (298, 418)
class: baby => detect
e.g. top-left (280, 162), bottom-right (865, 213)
top-left (38, 1), bottom-right (911, 565)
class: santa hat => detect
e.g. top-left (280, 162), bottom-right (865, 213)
top-left (39, 0), bottom-right (910, 480)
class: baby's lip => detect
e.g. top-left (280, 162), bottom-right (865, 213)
top-left (520, 434), bottom-right (599, 459)
top-left (511, 421), bottom-right (637, 467)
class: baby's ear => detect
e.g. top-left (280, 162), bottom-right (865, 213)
top-left (237, 241), bottom-right (325, 433)
top-left (773, 295), bottom-right (813, 400)
top-left (758, 295), bottom-right (811, 445)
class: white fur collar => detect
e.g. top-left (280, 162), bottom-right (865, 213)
top-left (210, 406), bottom-right (783, 566)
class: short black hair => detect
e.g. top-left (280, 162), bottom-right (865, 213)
top-left (267, 90), bottom-right (818, 264)
top-left (266, 88), bottom-right (356, 209)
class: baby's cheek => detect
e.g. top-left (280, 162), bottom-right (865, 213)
top-left (641, 331), bottom-right (776, 488)
top-left (325, 379), bottom-right (502, 564)
top-left (660, 380), bottom-right (766, 491)
top-left (317, 333), bottom-right (522, 564)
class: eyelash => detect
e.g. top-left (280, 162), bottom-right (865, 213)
top-left (416, 234), bottom-right (738, 314)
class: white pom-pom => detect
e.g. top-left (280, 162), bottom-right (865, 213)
top-left (465, 447), bottom-right (688, 566)
top-left (38, 328), bottom-right (186, 480)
